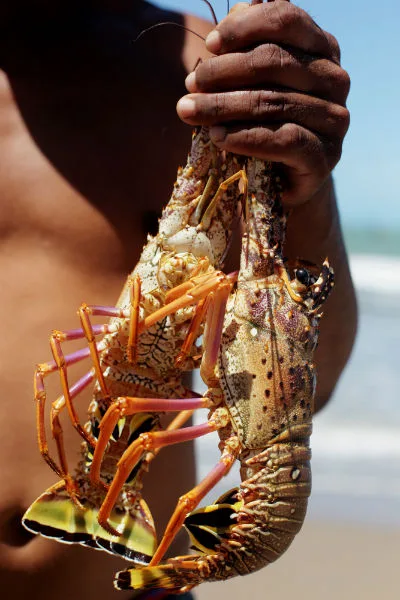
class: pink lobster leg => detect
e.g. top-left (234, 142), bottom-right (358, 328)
top-left (46, 303), bottom-right (131, 440)
top-left (149, 439), bottom-right (239, 566)
top-left (34, 302), bottom-right (128, 478)
top-left (174, 297), bottom-right (209, 368)
top-left (97, 418), bottom-right (224, 537)
top-left (35, 368), bottom-right (96, 505)
top-left (127, 275), bottom-right (141, 364)
top-left (175, 271), bottom-right (238, 369)
top-left (36, 369), bottom-right (95, 473)
top-left (95, 275), bottom-right (234, 536)
top-left (91, 274), bottom-right (233, 486)
top-left (138, 270), bottom-right (231, 335)
top-left (147, 273), bottom-right (239, 563)
top-left (89, 396), bottom-right (211, 486)
top-left (200, 272), bottom-right (237, 385)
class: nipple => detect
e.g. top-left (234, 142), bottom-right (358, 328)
top-left (0, 506), bottom-right (35, 547)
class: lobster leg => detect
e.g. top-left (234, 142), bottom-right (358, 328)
top-left (97, 417), bottom-right (227, 536)
top-left (48, 337), bottom-right (98, 449)
top-left (149, 437), bottom-right (239, 566)
top-left (127, 274), bottom-right (141, 364)
top-left (36, 311), bottom-right (120, 445)
top-left (175, 271), bottom-right (238, 368)
top-left (89, 396), bottom-right (211, 486)
top-left (196, 168), bottom-right (247, 229)
top-left (34, 302), bottom-right (130, 486)
top-left (37, 368), bottom-right (96, 474)
top-left (35, 348), bottom-right (100, 473)
top-left (35, 369), bottom-right (97, 505)
top-left (174, 297), bottom-right (209, 367)
top-left (90, 276), bottom-right (233, 487)
top-left (96, 274), bottom-right (233, 536)
top-left (138, 272), bottom-right (226, 333)
top-left (39, 299), bottom-right (137, 443)
top-left (147, 274), bottom-right (238, 563)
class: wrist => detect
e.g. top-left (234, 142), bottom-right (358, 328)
top-left (284, 175), bottom-right (342, 265)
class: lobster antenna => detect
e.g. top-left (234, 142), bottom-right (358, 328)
top-left (134, 1), bottom-right (220, 44)
top-left (201, 0), bottom-right (218, 25)
top-left (134, 22), bottom-right (206, 44)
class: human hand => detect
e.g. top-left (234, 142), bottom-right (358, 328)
top-left (176, 0), bottom-right (350, 206)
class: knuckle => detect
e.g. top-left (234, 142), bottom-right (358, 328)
top-left (194, 57), bottom-right (217, 91)
top-left (329, 104), bottom-right (350, 134)
top-left (325, 31), bottom-right (341, 62)
top-left (277, 124), bottom-right (308, 150)
top-left (267, 1), bottom-right (304, 32)
top-left (338, 68), bottom-right (351, 97)
top-left (325, 65), bottom-right (351, 102)
top-left (252, 43), bottom-right (290, 73)
top-left (213, 93), bottom-right (226, 119)
top-left (252, 90), bottom-right (287, 119)
top-left (242, 127), bottom-right (267, 152)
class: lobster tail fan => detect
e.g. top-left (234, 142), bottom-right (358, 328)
top-left (115, 559), bottom-right (203, 592)
top-left (22, 482), bottom-right (157, 565)
top-left (184, 488), bottom-right (242, 554)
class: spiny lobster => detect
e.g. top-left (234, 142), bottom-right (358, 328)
top-left (22, 125), bottom-right (247, 564)
top-left (113, 156), bottom-right (334, 592)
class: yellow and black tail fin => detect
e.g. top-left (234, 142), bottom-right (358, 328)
top-left (115, 557), bottom-right (201, 592)
top-left (115, 489), bottom-right (243, 592)
top-left (22, 482), bottom-right (157, 565)
top-left (184, 487), bottom-right (242, 554)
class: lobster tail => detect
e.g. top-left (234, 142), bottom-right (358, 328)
top-left (22, 482), bottom-right (157, 564)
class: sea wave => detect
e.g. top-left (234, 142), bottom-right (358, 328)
top-left (349, 253), bottom-right (400, 294)
top-left (311, 423), bottom-right (400, 459)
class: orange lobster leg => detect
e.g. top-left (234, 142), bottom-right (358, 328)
top-left (91, 274), bottom-right (233, 488)
top-left (127, 275), bottom-right (141, 364)
top-left (89, 396), bottom-right (210, 486)
top-left (35, 367), bottom-right (96, 503)
top-left (97, 419), bottom-right (223, 537)
top-left (149, 441), bottom-right (239, 566)
top-left (139, 270), bottom-right (230, 334)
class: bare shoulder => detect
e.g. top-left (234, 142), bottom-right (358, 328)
top-left (182, 13), bottom-right (214, 73)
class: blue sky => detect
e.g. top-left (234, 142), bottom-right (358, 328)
top-left (154, 0), bottom-right (400, 229)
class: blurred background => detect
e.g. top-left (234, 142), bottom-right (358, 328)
top-left (154, 1), bottom-right (399, 598)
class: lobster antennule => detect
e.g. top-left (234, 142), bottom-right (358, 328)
top-left (22, 482), bottom-right (157, 564)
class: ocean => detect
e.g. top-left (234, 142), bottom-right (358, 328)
top-left (192, 239), bottom-right (400, 528)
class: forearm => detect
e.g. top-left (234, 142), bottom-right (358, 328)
top-left (285, 177), bottom-right (358, 411)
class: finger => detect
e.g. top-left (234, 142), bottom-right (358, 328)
top-left (187, 45), bottom-right (350, 105)
top-left (205, 1), bottom-right (340, 63)
top-left (208, 123), bottom-right (339, 203)
top-left (177, 90), bottom-right (349, 139)
top-left (211, 123), bottom-right (341, 174)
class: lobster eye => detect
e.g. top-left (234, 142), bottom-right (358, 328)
top-left (295, 268), bottom-right (311, 287)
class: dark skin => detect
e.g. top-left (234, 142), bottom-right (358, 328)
top-left (0, 1), bottom-right (356, 599)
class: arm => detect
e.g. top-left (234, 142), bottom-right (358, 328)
top-left (177, 0), bottom-right (357, 410)
top-left (285, 178), bottom-right (357, 410)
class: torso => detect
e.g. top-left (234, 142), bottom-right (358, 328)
top-left (0, 3), bottom-right (212, 598)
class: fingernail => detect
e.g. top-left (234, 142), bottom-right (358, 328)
top-left (176, 97), bottom-right (196, 118)
top-left (206, 30), bottom-right (222, 53)
top-left (210, 125), bottom-right (227, 144)
top-left (185, 71), bottom-right (197, 92)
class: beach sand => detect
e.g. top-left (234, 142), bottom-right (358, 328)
top-left (195, 518), bottom-right (398, 600)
